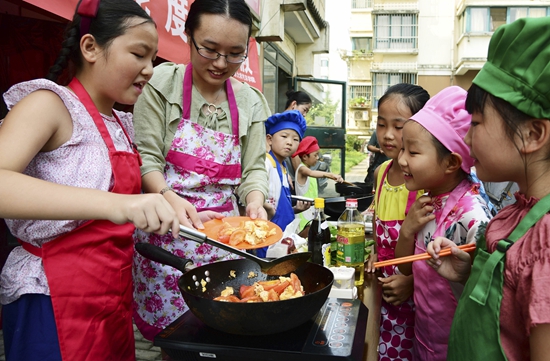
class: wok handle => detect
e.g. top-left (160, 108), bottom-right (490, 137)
top-left (135, 243), bottom-right (193, 273)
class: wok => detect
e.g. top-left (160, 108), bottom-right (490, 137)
top-left (335, 181), bottom-right (371, 196)
top-left (135, 243), bottom-right (334, 335)
top-left (324, 194), bottom-right (374, 219)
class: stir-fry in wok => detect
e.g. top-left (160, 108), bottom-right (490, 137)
top-left (214, 273), bottom-right (304, 302)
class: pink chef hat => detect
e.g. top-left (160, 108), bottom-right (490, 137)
top-left (409, 86), bottom-right (474, 173)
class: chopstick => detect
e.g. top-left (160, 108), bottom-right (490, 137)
top-left (373, 243), bottom-right (476, 268)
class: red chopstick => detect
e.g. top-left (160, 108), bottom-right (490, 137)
top-left (373, 243), bottom-right (476, 268)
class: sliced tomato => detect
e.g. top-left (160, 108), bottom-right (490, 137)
top-left (266, 289), bottom-right (279, 301)
top-left (240, 296), bottom-right (263, 303)
top-left (213, 295), bottom-right (241, 303)
top-left (218, 234), bottom-right (230, 244)
top-left (257, 280), bottom-right (280, 291)
top-left (272, 280), bottom-right (290, 295)
top-left (290, 273), bottom-right (303, 295)
top-left (229, 229), bottom-right (246, 245)
top-left (239, 284), bottom-right (256, 299)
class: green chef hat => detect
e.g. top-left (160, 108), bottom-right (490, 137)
top-left (472, 17), bottom-right (550, 119)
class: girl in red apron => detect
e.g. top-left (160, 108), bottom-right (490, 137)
top-left (0, 1), bottom-right (179, 361)
top-left (395, 86), bottom-right (492, 361)
top-left (131, 0), bottom-right (271, 341)
top-left (368, 83), bottom-right (429, 361)
top-left (427, 17), bottom-right (550, 361)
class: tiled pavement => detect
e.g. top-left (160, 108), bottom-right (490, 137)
top-left (134, 324), bottom-right (162, 361)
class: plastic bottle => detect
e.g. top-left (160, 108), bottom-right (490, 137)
top-left (307, 198), bottom-right (331, 267)
top-left (336, 198), bottom-right (365, 286)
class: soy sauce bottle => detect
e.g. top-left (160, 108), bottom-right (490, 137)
top-left (307, 198), bottom-right (331, 267)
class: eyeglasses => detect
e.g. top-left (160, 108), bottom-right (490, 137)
top-left (190, 36), bottom-right (248, 64)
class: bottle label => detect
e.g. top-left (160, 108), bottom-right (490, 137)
top-left (336, 235), bottom-right (364, 265)
top-left (321, 221), bottom-right (329, 230)
top-left (321, 243), bottom-right (331, 267)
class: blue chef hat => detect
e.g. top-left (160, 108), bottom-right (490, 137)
top-left (265, 110), bottom-right (307, 140)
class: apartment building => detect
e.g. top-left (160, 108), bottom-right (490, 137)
top-left (257, 0), bottom-right (329, 114)
top-left (343, 0), bottom-right (550, 140)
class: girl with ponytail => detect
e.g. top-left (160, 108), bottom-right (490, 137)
top-left (0, 1), bottom-right (178, 360)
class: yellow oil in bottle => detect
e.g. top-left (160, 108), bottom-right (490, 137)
top-left (336, 198), bottom-right (365, 287)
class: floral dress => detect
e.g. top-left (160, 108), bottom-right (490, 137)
top-left (374, 161), bottom-right (419, 361)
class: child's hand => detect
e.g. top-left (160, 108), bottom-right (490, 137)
top-left (294, 200), bottom-right (311, 213)
top-left (198, 211), bottom-right (224, 223)
top-left (365, 251), bottom-right (378, 273)
top-left (426, 236), bottom-right (472, 284)
top-left (378, 274), bottom-right (414, 306)
top-left (328, 173), bottom-right (343, 183)
top-left (401, 195), bottom-right (435, 239)
top-left (164, 192), bottom-right (204, 230)
top-left (117, 193), bottom-right (180, 238)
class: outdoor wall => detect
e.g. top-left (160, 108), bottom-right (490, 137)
top-left (418, 75), bottom-right (452, 97)
top-left (453, 70), bottom-right (479, 91)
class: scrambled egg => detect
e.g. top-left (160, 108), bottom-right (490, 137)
top-left (220, 220), bottom-right (277, 246)
top-left (220, 286), bottom-right (234, 297)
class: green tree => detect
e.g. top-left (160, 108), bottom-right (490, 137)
top-left (305, 92), bottom-right (339, 126)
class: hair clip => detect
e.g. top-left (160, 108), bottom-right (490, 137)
top-left (77, 0), bottom-right (101, 36)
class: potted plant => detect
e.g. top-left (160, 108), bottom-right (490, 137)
top-left (350, 96), bottom-right (368, 108)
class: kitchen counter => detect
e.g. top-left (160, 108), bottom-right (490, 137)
top-left (360, 273), bottom-right (381, 361)
top-left (360, 234), bottom-right (381, 361)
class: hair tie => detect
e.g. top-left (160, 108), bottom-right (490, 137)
top-left (77, 0), bottom-right (101, 36)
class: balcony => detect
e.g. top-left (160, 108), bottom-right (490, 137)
top-left (372, 1), bottom-right (418, 12)
top-left (371, 62), bottom-right (417, 72)
top-left (256, 0), bottom-right (328, 77)
top-left (454, 33), bottom-right (491, 75)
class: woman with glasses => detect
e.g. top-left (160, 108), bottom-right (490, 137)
top-left (132, 0), bottom-right (271, 343)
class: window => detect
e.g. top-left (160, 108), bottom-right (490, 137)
top-left (263, 42), bottom-right (294, 114)
top-left (350, 85), bottom-right (371, 103)
top-left (321, 59), bottom-right (329, 67)
top-left (465, 7), bottom-right (548, 33)
top-left (352, 0), bottom-right (372, 9)
top-left (374, 14), bottom-right (417, 50)
top-left (351, 37), bottom-right (373, 52)
top-left (372, 72), bottom-right (416, 108)
top-left (509, 7), bottom-right (548, 22)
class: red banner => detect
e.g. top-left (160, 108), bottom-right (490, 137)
top-left (22, 0), bottom-right (262, 90)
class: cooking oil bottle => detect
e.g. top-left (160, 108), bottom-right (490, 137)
top-left (336, 198), bottom-right (365, 286)
top-left (307, 198), bottom-right (331, 267)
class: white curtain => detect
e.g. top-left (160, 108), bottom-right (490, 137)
top-left (376, 15), bottom-right (390, 49)
top-left (469, 8), bottom-right (488, 32)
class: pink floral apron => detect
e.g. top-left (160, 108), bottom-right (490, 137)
top-left (133, 64), bottom-right (242, 336)
top-left (412, 179), bottom-right (470, 361)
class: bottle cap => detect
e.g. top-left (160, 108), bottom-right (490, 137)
top-left (314, 198), bottom-right (325, 208)
top-left (345, 198), bottom-right (358, 208)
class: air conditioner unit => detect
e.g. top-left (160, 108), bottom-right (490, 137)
top-left (354, 110), bottom-right (369, 120)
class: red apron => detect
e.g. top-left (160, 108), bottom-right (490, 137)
top-left (21, 78), bottom-right (141, 361)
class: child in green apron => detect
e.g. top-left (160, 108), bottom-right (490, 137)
top-left (426, 17), bottom-right (550, 361)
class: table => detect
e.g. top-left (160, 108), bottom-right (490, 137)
top-left (360, 233), bottom-right (381, 361)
